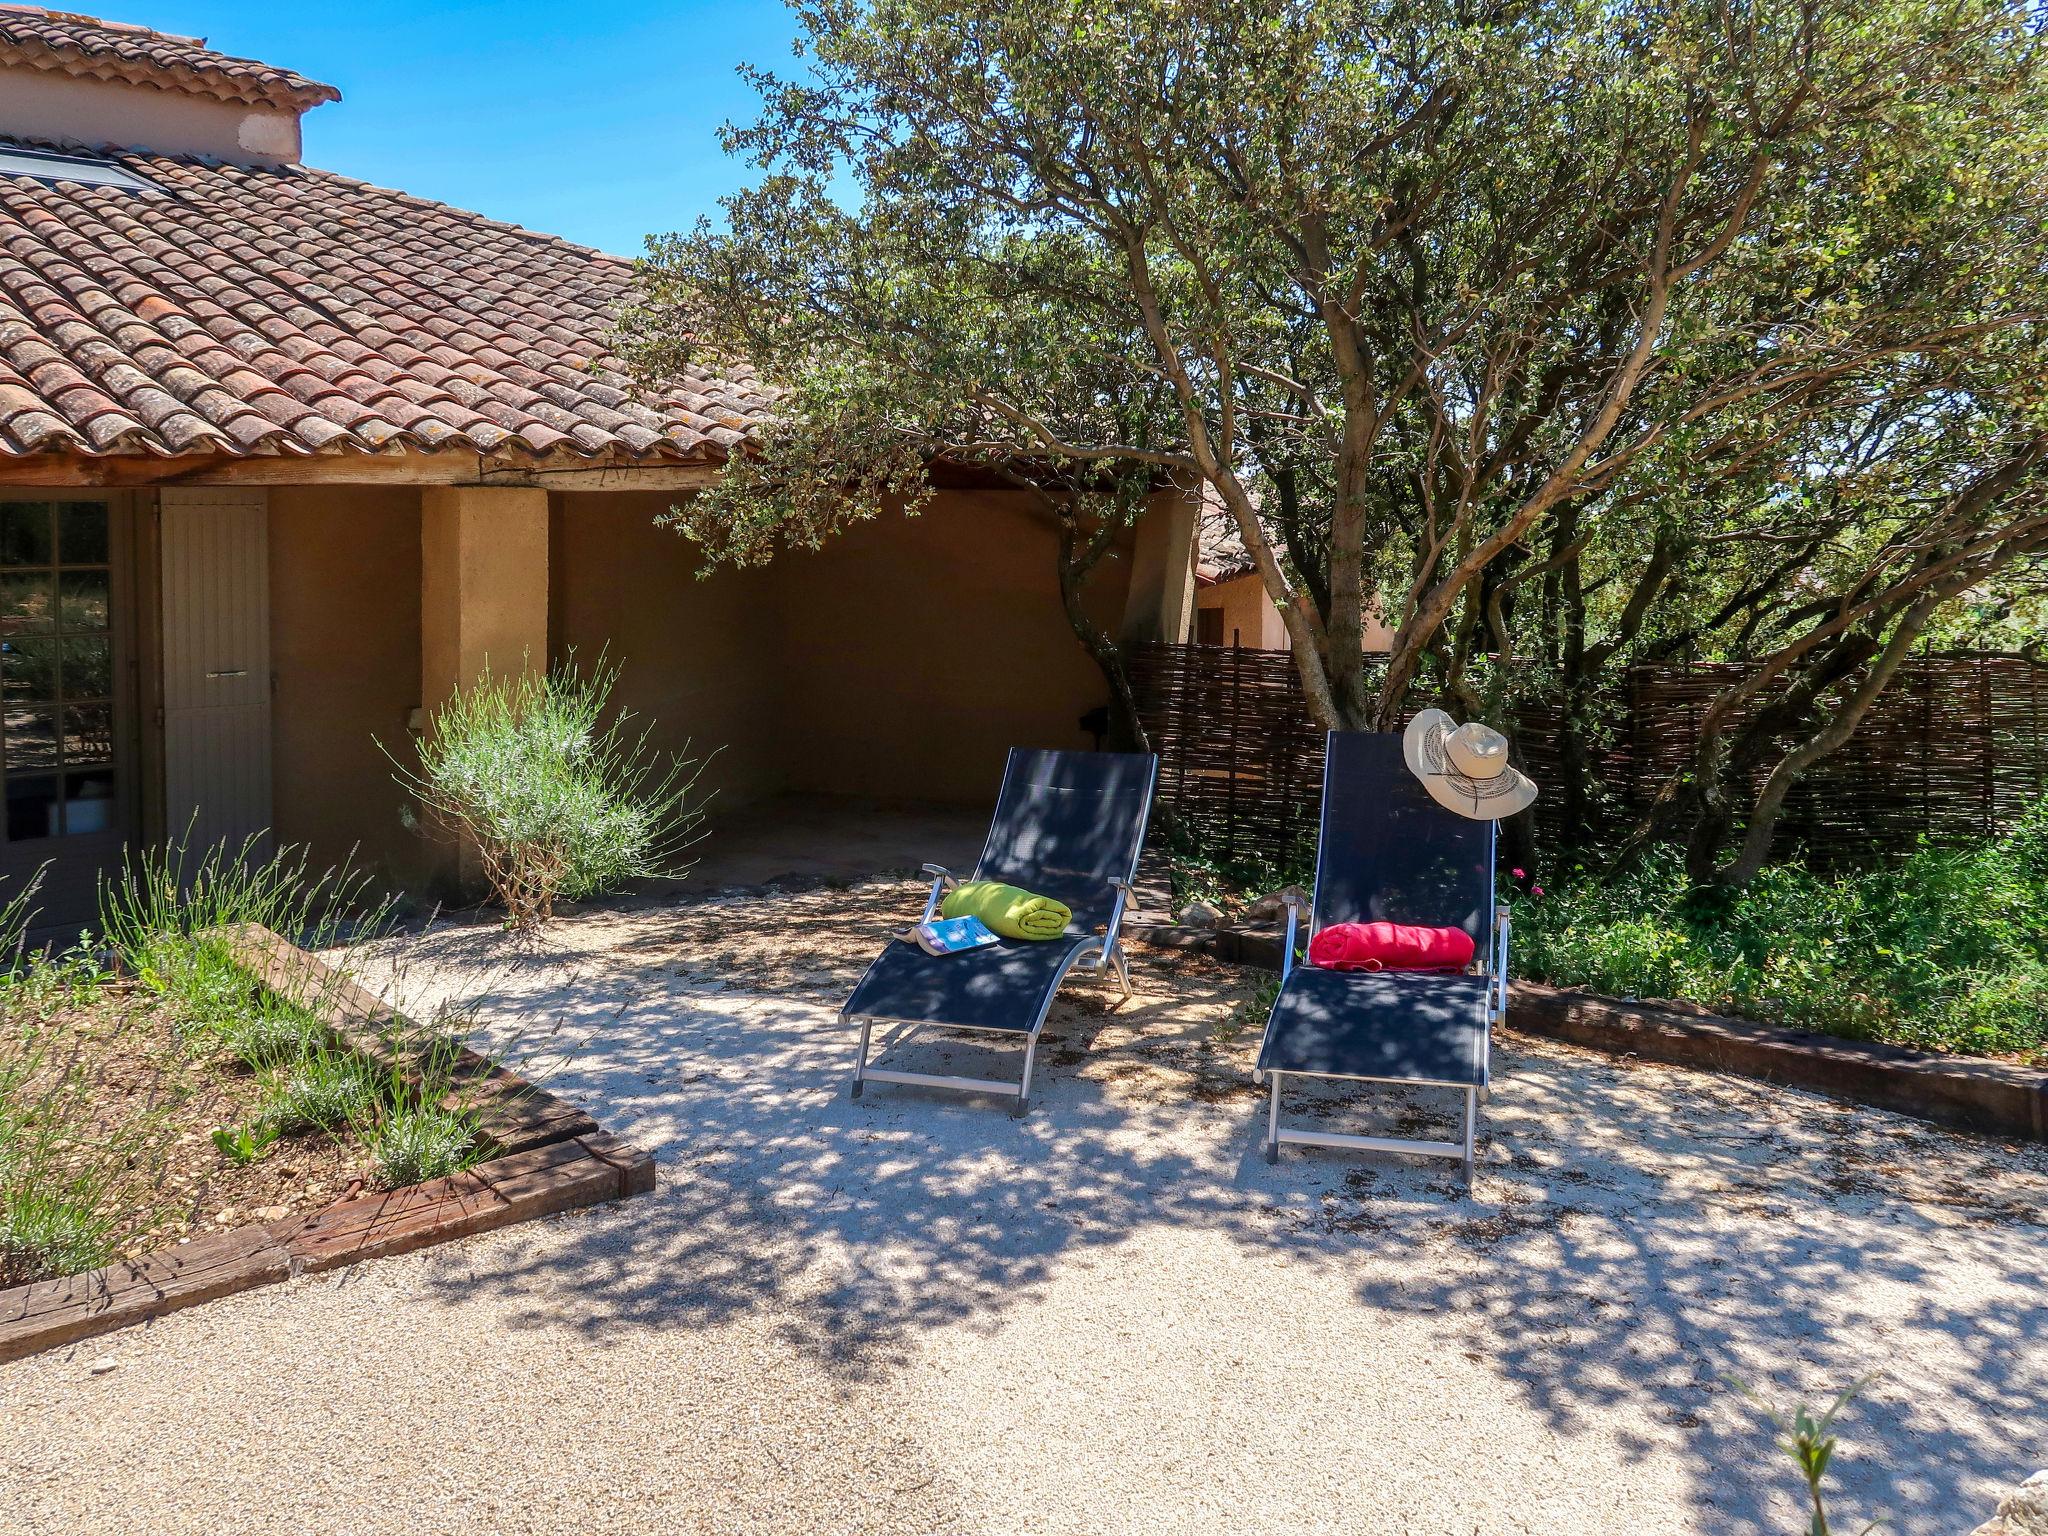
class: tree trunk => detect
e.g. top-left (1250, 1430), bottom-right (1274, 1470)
top-left (1055, 510), bottom-right (1150, 753)
top-left (1711, 595), bottom-right (1941, 885)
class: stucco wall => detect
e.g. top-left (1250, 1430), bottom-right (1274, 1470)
top-left (0, 64), bottom-right (304, 164)
top-left (550, 487), bottom-right (1131, 814)
top-left (549, 492), bottom-right (787, 814)
top-left (258, 483), bottom-right (1144, 893)
top-left (769, 489), bottom-right (1133, 803)
top-left (1197, 572), bottom-right (1289, 649)
top-left (1195, 573), bottom-right (1395, 653)
top-left (266, 486), bottom-right (428, 888)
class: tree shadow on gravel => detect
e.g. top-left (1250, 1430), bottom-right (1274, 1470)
top-left (358, 882), bottom-right (2048, 1536)
top-left (1331, 1049), bottom-right (2048, 1536)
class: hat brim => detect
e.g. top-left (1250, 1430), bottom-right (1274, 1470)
top-left (1419, 764), bottom-right (1539, 821)
top-left (1402, 709), bottom-right (1456, 782)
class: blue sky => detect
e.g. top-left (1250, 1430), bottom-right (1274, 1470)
top-left (154, 0), bottom-right (802, 256)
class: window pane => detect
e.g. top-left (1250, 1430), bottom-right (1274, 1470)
top-left (60, 635), bottom-right (112, 699)
top-left (1, 639), bottom-right (58, 703)
top-left (5, 704), bottom-right (56, 771)
top-left (62, 769), bottom-right (115, 836)
top-left (58, 503), bottom-right (109, 566)
top-left (61, 702), bottom-right (111, 767)
top-left (6, 775), bottom-right (57, 842)
top-left (0, 573), bottom-right (55, 635)
top-left (58, 570), bottom-right (109, 632)
top-left (0, 504), bottom-right (54, 568)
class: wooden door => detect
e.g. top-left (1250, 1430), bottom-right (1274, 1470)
top-left (159, 488), bottom-right (272, 866)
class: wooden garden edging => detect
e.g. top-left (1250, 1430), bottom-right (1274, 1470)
top-left (0, 926), bottom-right (654, 1365)
top-left (1126, 919), bottom-right (2048, 1144)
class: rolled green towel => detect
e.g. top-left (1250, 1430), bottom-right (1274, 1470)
top-left (941, 880), bottom-right (1073, 941)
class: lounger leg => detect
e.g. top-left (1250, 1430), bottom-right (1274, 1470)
top-left (850, 1017), bottom-right (873, 1100)
top-left (1461, 1085), bottom-right (1477, 1186)
top-left (1014, 1028), bottom-right (1041, 1118)
top-left (1265, 1071), bottom-right (1282, 1163)
top-left (1110, 943), bottom-right (1132, 1001)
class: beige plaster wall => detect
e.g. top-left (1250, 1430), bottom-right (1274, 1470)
top-left (1122, 482), bottom-right (1200, 644)
top-left (769, 489), bottom-right (1134, 803)
top-left (420, 486), bottom-right (549, 709)
top-left (549, 492), bottom-right (788, 814)
top-left (0, 64), bottom-right (304, 164)
top-left (266, 486), bottom-right (430, 888)
top-left (550, 487), bottom-right (1133, 813)
top-left (259, 482), bottom-right (1149, 894)
top-left (1197, 572), bottom-right (1288, 650)
top-left (1195, 574), bottom-right (1395, 653)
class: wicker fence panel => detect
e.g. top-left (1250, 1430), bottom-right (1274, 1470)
top-left (1127, 643), bottom-right (2048, 870)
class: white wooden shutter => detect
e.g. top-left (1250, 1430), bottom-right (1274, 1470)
top-left (159, 487), bottom-right (272, 862)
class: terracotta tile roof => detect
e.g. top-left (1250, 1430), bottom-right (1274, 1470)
top-left (1198, 485), bottom-right (1257, 582)
top-left (0, 6), bottom-right (339, 111)
top-left (0, 145), bottom-right (772, 463)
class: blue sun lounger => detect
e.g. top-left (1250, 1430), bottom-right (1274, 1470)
top-left (1255, 731), bottom-right (1510, 1183)
top-left (844, 748), bottom-right (1159, 1116)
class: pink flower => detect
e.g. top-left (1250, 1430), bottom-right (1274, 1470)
top-left (1532, 885), bottom-right (1545, 897)
top-left (1511, 867), bottom-right (1526, 880)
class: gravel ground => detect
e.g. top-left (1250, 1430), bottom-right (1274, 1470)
top-left (4, 877), bottom-right (2045, 1535)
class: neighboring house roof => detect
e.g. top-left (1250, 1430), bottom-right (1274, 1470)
top-left (1197, 486), bottom-right (1257, 583)
top-left (0, 146), bottom-right (773, 463)
top-left (0, 5), bottom-right (339, 111)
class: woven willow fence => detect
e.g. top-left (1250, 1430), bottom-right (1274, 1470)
top-left (1126, 642), bottom-right (2048, 870)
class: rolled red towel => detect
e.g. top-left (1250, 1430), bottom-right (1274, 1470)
top-left (1308, 921), bottom-right (1475, 973)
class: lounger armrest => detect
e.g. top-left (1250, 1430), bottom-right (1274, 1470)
top-left (919, 865), bottom-right (960, 922)
top-left (1281, 890), bottom-right (1304, 981)
top-left (1103, 877), bottom-right (1137, 947)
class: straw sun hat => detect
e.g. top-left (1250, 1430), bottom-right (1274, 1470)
top-left (1401, 709), bottom-right (1539, 821)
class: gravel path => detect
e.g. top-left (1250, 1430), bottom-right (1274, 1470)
top-left (4, 878), bottom-right (2045, 1534)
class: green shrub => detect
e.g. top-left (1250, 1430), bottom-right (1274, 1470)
top-left (369, 1103), bottom-right (480, 1189)
top-left (392, 653), bottom-right (711, 929)
top-left (0, 1184), bottom-right (114, 1288)
top-left (1515, 800), bottom-right (2048, 1057)
top-left (261, 1051), bottom-right (379, 1134)
top-left (1159, 815), bottom-right (1312, 915)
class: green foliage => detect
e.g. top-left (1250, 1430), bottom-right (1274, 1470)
top-left (1222, 973), bottom-right (1281, 1047)
top-left (260, 1052), bottom-right (379, 1136)
top-left (1160, 817), bottom-right (1313, 916)
top-left (1514, 802), bottom-right (2048, 1056)
top-left (368, 1102), bottom-right (480, 1190)
top-left (210, 1120), bottom-right (279, 1167)
top-left (0, 843), bottom-right (508, 1287)
top-left (351, 1033), bottom-right (485, 1191)
top-left (0, 884), bottom-right (127, 1286)
top-left (624, 0), bottom-right (2048, 798)
top-left (1731, 1374), bottom-right (1880, 1536)
top-left (0, 943), bottom-right (106, 1016)
top-left (394, 654), bottom-right (710, 928)
top-left (0, 1183), bottom-right (114, 1290)
top-left (100, 832), bottom-right (378, 1068)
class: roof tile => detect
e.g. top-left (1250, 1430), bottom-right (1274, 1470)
top-left (0, 6), bottom-right (338, 111)
top-left (0, 144), bottom-right (772, 465)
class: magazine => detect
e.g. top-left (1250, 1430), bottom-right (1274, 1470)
top-left (899, 915), bottom-right (1001, 955)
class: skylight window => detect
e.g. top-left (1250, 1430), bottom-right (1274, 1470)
top-left (0, 146), bottom-right (160, 194)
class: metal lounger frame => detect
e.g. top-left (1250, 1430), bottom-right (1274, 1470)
top-left (1253, 738), bottom-right (1513, 1184)
top-left (846, 753), bottom-right (1157, 1116)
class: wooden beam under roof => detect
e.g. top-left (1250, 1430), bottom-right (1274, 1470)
top-left (0, 449), bottom-right (721, 492)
